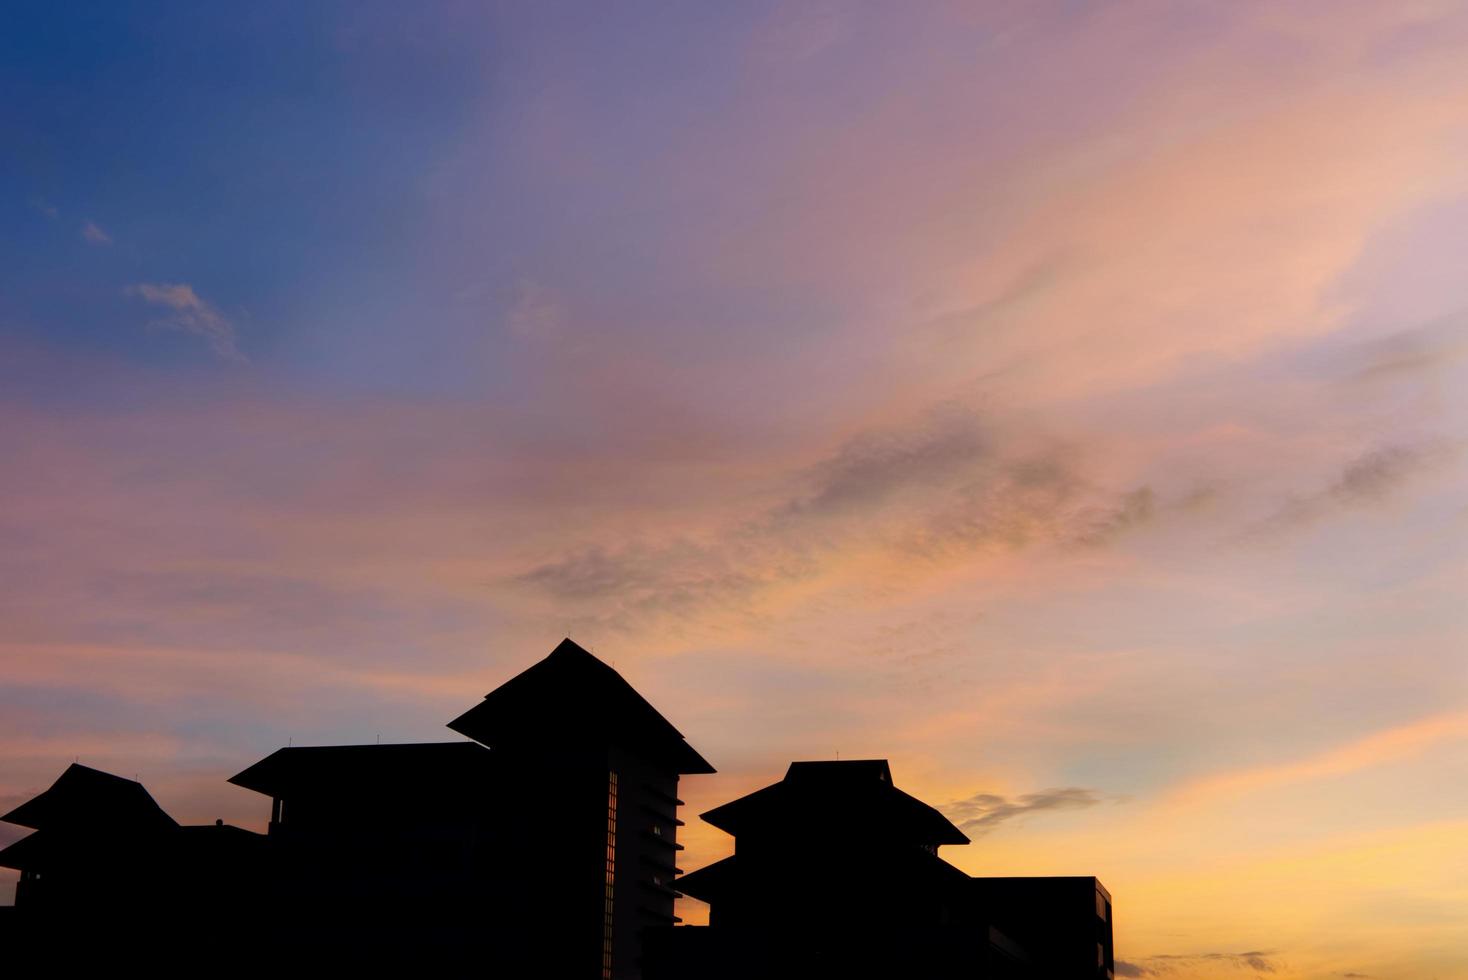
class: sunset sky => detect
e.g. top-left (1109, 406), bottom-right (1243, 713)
top-left (3, 2), bottom-right (1468, 975)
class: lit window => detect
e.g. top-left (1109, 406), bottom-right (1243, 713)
top-left (603, 770), bottom-right (619, 980)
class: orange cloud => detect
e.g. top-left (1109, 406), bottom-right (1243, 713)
top-left (1164, 711), bottom-right (1468, 809)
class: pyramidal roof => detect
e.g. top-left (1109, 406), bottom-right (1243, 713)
top-left (1, 763), bottom-right (177, 833)
top-left (446, 638), bottom-right (714, 774)
top-left (699, 759), bottom-right (966, 845)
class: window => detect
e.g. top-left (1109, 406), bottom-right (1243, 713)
top-left (603, 770), bottom-right (618, 980)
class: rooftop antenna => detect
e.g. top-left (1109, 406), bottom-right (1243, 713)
top-left (376, 734), bottom-right (381, 745)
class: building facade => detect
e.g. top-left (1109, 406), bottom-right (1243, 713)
top-left (649, 759), bottom-right (1114, 980)
top-left (1, 638), bottom-right (1111, 979)
top-left (445, 637), bottom-right (713, 978)
top-left (0, 638), bottom-right (711, 977)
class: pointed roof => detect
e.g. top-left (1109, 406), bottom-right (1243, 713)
top-left (699, 759), bottom-right (967, 845)
top-left (1, 764), bottom-right (177, 833)
top-left (228, 741), bottom-right (494, 798)
top-left (446, 638), bottom-right (714, 774)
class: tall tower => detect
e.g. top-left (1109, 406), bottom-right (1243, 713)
top-left (448, 638), bottom-right (714, 979)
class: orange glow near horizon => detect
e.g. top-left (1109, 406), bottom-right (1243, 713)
top-left (3, 4), bottom-right (1468, 977)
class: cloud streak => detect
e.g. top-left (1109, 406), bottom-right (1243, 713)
top-left (126, 283), bottom-right (244, 362)
top-left (940, 786), bottom-right (1106, 837)
top-left (790, 407), bottom-right (990, 516)
top-left (7, 6), bottom-right (1468, 974)
top-left (1118, 950), bottom-right (1280, 975)
top-left (1164, 711), bottom-right (1468, 810)
top-left (1252, 442), bottom-right (1451, 536)
top-left (514, 406), bottom-right (1156, 632)
top-left (1346, 316), bottom-right (1468, 386)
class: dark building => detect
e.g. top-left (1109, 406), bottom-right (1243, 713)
top-left (226, 739), bottom-right (503, 946)
top-left (1, 762), bottom-right (180, 911)
top-left (223, 638), bottom-right (712, 976)
top-left (647, 759), bottom-right (1114, 980)
top-left (445, 638), bottom-right (713, 978)
top-left (0, 638), bottom-right (711, 976)
top-left (973, 875), bottom-right (1116, 979)
top-left (677, 760), bottom-right (972, 933)
top-left (0, 638), bottom-right (1112, 979)
top-left (0, 761), bottom-right (268, 942)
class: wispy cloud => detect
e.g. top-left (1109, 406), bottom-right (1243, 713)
top-left (940, 786), bottom-right (1106, 837)
top-left (7, 5), bottom-right (1468, 974)
top-left (1120, 950), bottom-right (1280, 975)
top-left (81, 221), bottom-right (112, 245)
top-left (1328, 446), bottom-right (1437, 505)
top-left (1164, 711), bottom-right (1468, 809)
top-left (1251, 442), bottom-right (1451, 537)
top-left (789, 406), bottom-right (989, 516)
top-left (514, 406), bottom-right (1156, 631)
top-left (1347, 319), bottom-right (1468, 385)
top-left (30, 198), bottom-right (59, 220)
top-left (126, 282), bottom-right (245, 362)
top-left (904, 455), bottom-right (1155, 559)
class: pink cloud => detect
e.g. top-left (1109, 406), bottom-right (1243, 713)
top-left (126, 282), bottom-right (245, 361)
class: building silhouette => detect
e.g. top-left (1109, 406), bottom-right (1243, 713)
top-left (444, 636), bottom-right (713, 978)
top-left (0, 761), bottom-right (267, 914)
top-left (0, 638), bottom-right (1112, 978)
top-left (645, 759), bottom-right (1114, 979)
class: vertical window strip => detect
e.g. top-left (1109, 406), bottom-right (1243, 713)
top-left (603, 770), bottom-right (618, 980)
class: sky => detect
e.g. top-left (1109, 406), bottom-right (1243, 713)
top-left (2, 1), bottom-right (1467, 975)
